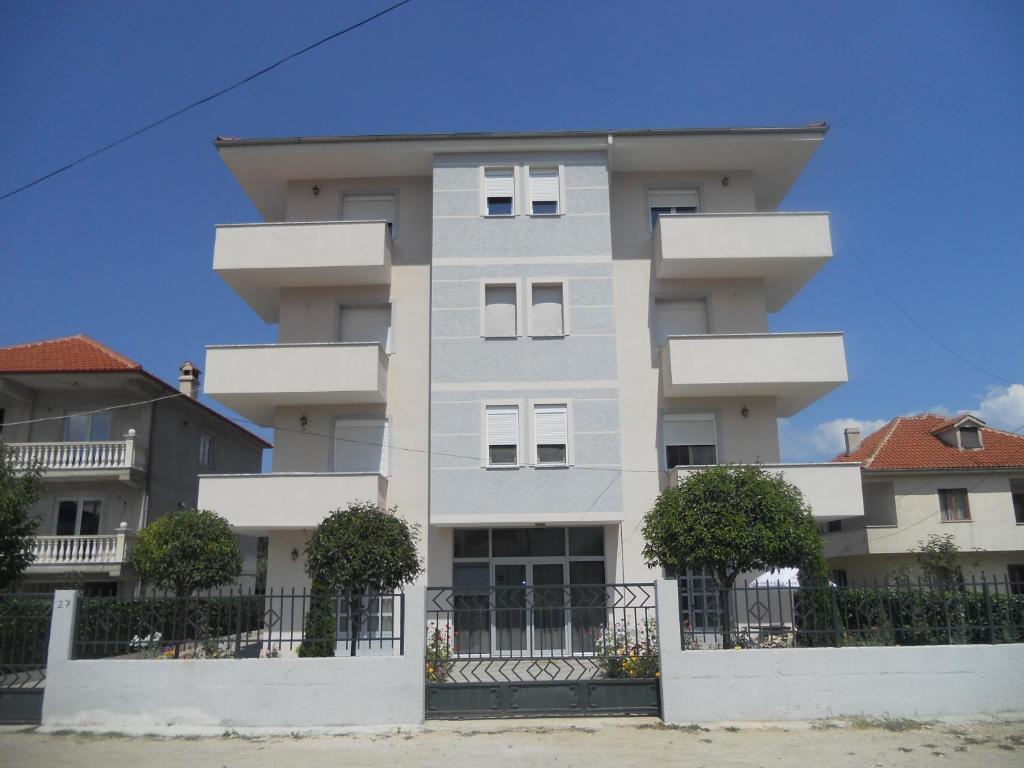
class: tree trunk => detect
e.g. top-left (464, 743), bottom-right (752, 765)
top-left (718, 571), bottom-right (734, 649)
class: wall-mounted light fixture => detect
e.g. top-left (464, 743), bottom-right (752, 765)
top-left (312, 185), bottom-right (320, 196)
top-left (299, 414), bottom-right (308, 429)
top-left (722, 176), bottom-right (730, 187)
top-left (741, 405), bottom-right (749, 418)
top-left (291, 548), bottom-right (300, 562)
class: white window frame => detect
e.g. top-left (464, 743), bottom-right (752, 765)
top-left (479, 279), bottom-right (523, 338)
top-left (336, 300), bottom-right (394, 354)
top-left (646, 187), bottom-right (701, 235)
top-left (332, 417), bottom-right (391, 477)
top-left (526, 164), bottom-right (564, 216)
top-left (199, 432), bottom-right (216, 468)
top-left (54, 494), bottom-right (105, 537)
top-left (339, 190), bottom-right (399, 239)
top-left (527, 278), bottom-right (569, 337)
top-left (481, 166), bottom-right (518, 217)
top-left (529, 400), bottom-right (573, 467)
top-left (482, 401), bottom-right (523, 469)
top-left (662, 412), bottom-right (719, 471)
top-left (64, 409), bottom-right (112, 442)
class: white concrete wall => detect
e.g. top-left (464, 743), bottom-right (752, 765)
top-left (42, 589), bottom-right (426, 731)
top-left (654, 580), bottom-right (1024, 724)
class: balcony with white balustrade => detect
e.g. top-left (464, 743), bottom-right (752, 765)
top-left (6, 430), bottom-right (147, 484)
top-left (25, 526), bottom-right (134, 577)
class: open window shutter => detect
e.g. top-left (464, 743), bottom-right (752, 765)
top-left (342, 195), bottom-right (394, 224)
top-left (663, 416), bottom-right (717, 447)
top-left (535, 405), bottom-right (568, 446)
top-left (486, 406), bottom-right (518, 447)
top-left (484, 285), bottom-right (517, 336)
top-left (531, 284), bottom-right (564, 336)
top-left (649, 190), bottom-right (699, 210)
top-left (485, 169), bottom-right (514, 198)
top-left (334, 420), bottom-right (387, 475)
top-left (529, 168), bottom-right (559, 205)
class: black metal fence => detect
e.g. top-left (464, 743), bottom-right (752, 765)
top-left (425, 583), bottom-right (658, 683)
top-left (0, 594), bottom-right (52, 688)
top-left (74, 588), bottom-right (405, 659)
top-left (678, 576), bottom-right (1024, 650)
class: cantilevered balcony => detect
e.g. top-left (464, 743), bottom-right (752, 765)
top-left (197, 472), bottom-right (388, 532)
top-left (654, 213), bottom-right (832, 311)
top-left (214, 220), bottom-right (392, 322)
top-left (671, 463), bottom-right (864, 521)
top-left (204, 342), bottom-right (387, 425)
top-left (660, 332), bottom-right (847, 417)
top-left (26, 530), bottom-right (134, 577)
top-left (6, 433), bottom-right (146, 483)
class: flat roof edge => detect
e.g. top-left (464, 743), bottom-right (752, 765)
top-left (213, 124), bottom-right (829, 149)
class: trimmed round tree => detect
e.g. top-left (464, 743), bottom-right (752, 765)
top-left (0, 446), bottom-right (44, 591)
top-left (642, 464), bottom-right (823, 646)
top-left (129, 508), bottom-right (243, 596)
top-left (300, 501), bottom-right (422, 657)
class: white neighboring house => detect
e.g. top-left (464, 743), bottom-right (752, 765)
top-left (196, 124), bottom-right (864, 609)
top-left (0, 335), bottom-right (269, 595)
top-left (826, 413), bottom-right (1024, 588)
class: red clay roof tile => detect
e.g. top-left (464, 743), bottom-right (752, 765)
top-left (0, 335), bottom-right (141, 373)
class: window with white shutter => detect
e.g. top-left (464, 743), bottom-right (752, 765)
top-left (333, 418), bottom-right (389, 475)
top-left (654, 299), bottom-right (708, 346)
top-left (648, 189), bottom-right (699, 231)
top-left (483, 284), bottom-right (518, 337)
top-left (529, 167), bottom-right (560, 215)
top-left (339, 304), bottom-right (392, 352)
top-left (530, 283), bottom-right (565, 337)
top-left (534, 404), bottom-right (568, 465)
top-left (486, 405), bottom-right (519, 466)
top-left (663, 414), bottom-right (717, 469)
top-left (484, 168), bottom-right (515, 216)
top-left (342, 193), bottom-right (396, 236)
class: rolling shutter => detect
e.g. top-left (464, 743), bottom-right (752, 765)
top-left (649, 190), bottom-right (699, 210)
top-left (484, 168), bottom-right (514, 198)
top-left (484, 285), bottom-right (517, 337)
top-left (663, 415), bottom-right (717, 448)
top-left (654, 300), bottom-right (708, 345)
top-left (529, 168), bottom-right (560, 207)
top-left (333, 419), bottom-right (389, 475)
top-left (535, 405), bottom-right (568, 446)
top-left (531, 284), bottom-right (564, 336)
top-left (486, 406), bottom-right (519, 447)
top-left (342, 195), bottom-right (394, 225)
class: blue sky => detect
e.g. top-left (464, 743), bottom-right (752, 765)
top-left (2, 0), bottom-right (1022, 462)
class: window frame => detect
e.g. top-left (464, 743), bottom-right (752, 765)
top-left (339, 190), bottom-right (399, 239)
top-left (54, 495), bottom-right (104, 537)
top-left (336, 300), bottom-right (394, 354)
top-left (64, 409), bottom-right (112, 442)
top-left (646, 187), bottom-right (701, 235)
top-left (1013, 492), bottom-right (1024, 525)
top-left (526, 278), bottom-right (569, 338)
top-left (479, 280), bottom-right (523, 339)
top-left (529, 400), bottom-right (572, 468)
top-left (331, 416), bottom-right (391, 477)
top-left (526, 164), bottom-right (564, 216)
top-left (482, 402), bottom-right (522, 469)
top-left (198, 432), bottom-right (216, 469)
top-left (482, 166), bottom-right (517, 217)
top-left (938, 488), bottom-right (971, 522)
top-left (662, 412), bottom-right (719, 471)
top-left (1009, 564), bottom-right (1024, 595)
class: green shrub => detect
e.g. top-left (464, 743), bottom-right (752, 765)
top-left (0, 596), bottom-right (51, 667)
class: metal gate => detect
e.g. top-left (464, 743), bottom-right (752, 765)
top-left (425, 583), bottom-right (660, 718)
top-left (0, 594), bottom-right (52, 724)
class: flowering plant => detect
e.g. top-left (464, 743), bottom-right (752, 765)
top-left (425, 621), bottom-right (455, 683)
top-left (593, 618), bottom-right (659, 679)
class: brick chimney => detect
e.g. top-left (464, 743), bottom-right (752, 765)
top-left (178, 361), bottom-right (201, 399)
top-left (843, 427), bottom-right (861, 455)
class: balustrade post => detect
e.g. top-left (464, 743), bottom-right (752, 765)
top-left (123, 429), bottom-right (136, 469)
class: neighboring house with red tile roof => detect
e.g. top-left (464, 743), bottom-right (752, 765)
top-left (824, 413), bottom-right (1024, 588)
top-left (0, 335), bottom-right (270, 595)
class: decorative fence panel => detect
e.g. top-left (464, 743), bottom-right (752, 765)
top-left (73, 589), bottom-right (405, 660)
top-left (0, 594), bottom-right (53, 724)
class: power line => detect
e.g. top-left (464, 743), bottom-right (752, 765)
top-left (0, 391), bottom-right (187, 428)
top-left (0, 0), bottom-right (416, 203)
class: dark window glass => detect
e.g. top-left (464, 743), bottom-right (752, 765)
top-left (960, 427), bottom-right (981, 449)
top-left (487, 197), bottom-right (512, 216)
top-left (80, 501), bottom-right (101, 535)
top-left (492, 527), bottom-right (565, 557)
top-left (0, 407), bottom-right (5, 433)
top-left (454, 528), bottom-right (489, 559)
top-left (1014, 493), bottom-right (1024, 525)
top-left (537, 444), bottom-right (567, 464)
top-left (827, 520), bottom-right (843, 533)
top-left (568, 527), bottom-right (604, 556)
top-left (831, 569), bottom-right (848, 588)
top-left (1009, 565), bottom-right (1024, 595)
top-left (488, 445), bottom-right (517, 465)
top-left (530, 527), bottom-right (566, 556)
top-left (532, 200), bottom-right (557, 215)
top-left (56, 501), bottom-right (78, 536)
top-left (650, 207), bottom-right (671, 230)
top-left (665, 444), bottom-right (717, 468)
top-left (569, 560), bottom-right (605, 585)
top-left (939, 489), bottom-right (970, 521)
top-left (452, 563), bottom-right (490, 654)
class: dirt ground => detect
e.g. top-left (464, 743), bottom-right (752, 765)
top-left (2, 717), bottom-right (1023, 768)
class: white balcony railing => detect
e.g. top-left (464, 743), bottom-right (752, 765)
top-left (7, 433), bottom-right (142, 473)
top-left (30, 531), bottom-right (132, 568)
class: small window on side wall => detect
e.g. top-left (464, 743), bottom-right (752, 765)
top-left (529, 167), bottom-right (560, 215)
top-left (484, 168), bottom-right (514, 216)
top-left (939, 488), bottom-right (970, 521)
top-left (199, 433), bottom-right (216, 468)
top-left (485, 405), bottom-right (519, 467)
top-left (483, 284), bottom-right (518, 337)
top-left (663, 414), bottom-right (717, 469)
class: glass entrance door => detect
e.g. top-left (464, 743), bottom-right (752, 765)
top-left (492, 562), bottom-right (567, 656)
top-left (493, 563), bottom-right (527, 654)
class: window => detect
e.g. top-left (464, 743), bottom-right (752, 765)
top-left (485, 405), bottom-right (519, 466)
top-left (939, 488), bottom-right (971, 521)
top-left (483, 284), bottom-right (518, 337)
top-left (484, 168), bottom-right (515, 216)
top-left (1009, 565), bottom-right (1024, 595)
top-left (654, 298), bottom-right (708, 346)
top-left (528, 167), bottom-right (560, 215)
top-left (1013, 493), bottom-right (1024, 524)
top-left (960, 426), bottom-right (982, 449)
top-left (64, 410), bottom-right (111, 442)
top-left (831, 569), bottom-right (849, 588)
top-left (0, 408), bottom-right (5, 434)
top-left (339, 304), bottom-right (392, 352)
top-left (827, 519), bottom-right (843, 533)
top-left (669, 566), bottom-right (720, 631)
top-left (341, 193), bottom-right (396, 237)
top-left (529, 282), bottom-right (565, 337)
top-left (198, 433), bottom-right (216, 468)
top-left (648, 189), bottom-right (699, 231)
top-left (663, 413), bottom-right (717, 468)
top-left (333, 418), bottom-right (389, 475)
top-left (56, 499), bottom-right (101, 536)
top-left (534, 404), bottom-right (568, 465)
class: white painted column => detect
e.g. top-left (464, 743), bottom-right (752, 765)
top-left (403, 584), bottom-right (427, 724)
top-left (654, 579), bottom-right (687, 725)
top-left (46, 590), bottom-right (78, 665)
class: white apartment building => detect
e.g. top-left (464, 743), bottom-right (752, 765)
top-left (826, 413), bottom-right (1024, 586)
top-left (196, 125), bottom-right (865, 598)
